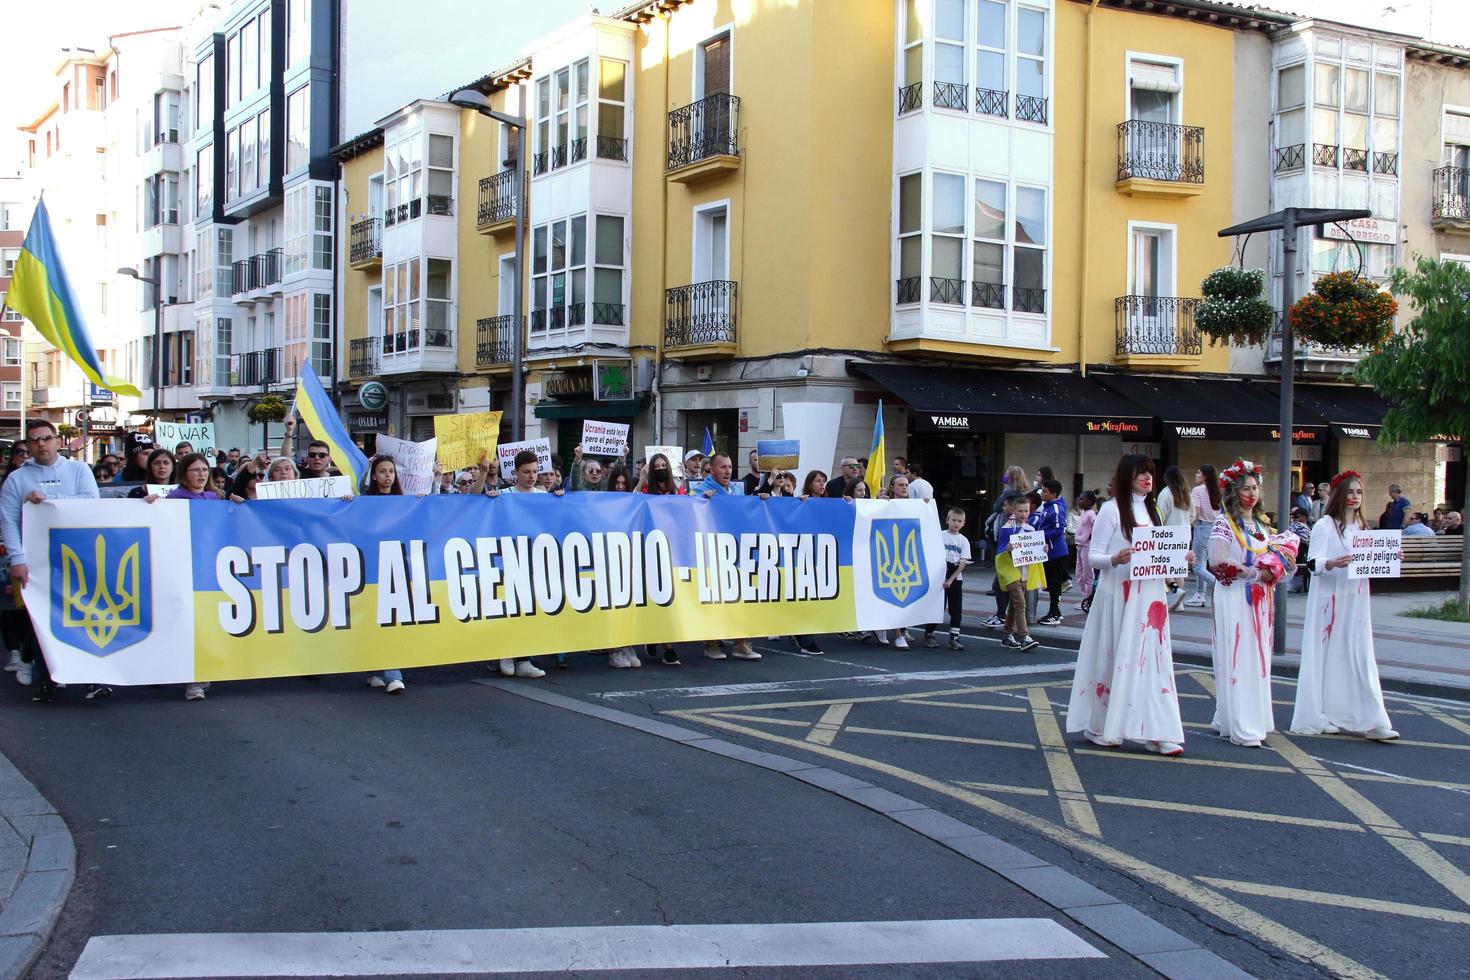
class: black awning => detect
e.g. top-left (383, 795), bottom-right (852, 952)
top-left (847, 363), bottom-right (1157, 437)
top-left (1091, 374), bottom-right (1328, 444)
top-left (1292, 384), bottom-right (1389, 440)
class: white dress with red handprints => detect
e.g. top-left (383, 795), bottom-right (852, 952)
top-left (1067, 495), bottom-right (1185, 745)
top-left (1290, 516), bottom-right (1393, 734)
top-left (1207, 513), bottom-right (1281, 745)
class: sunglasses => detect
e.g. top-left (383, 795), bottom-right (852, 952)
top-left (306, 451), bottom-right (330, 459)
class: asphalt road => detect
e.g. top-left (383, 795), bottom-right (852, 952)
top-left (0, 656), bottom-right (1147, 980)
top-left (3, 631), bottom-right (1467, 978)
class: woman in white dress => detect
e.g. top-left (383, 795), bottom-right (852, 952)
top-left (1290, 472), bottom-right (1399, 740)
top-left (1207, 461), bottom-right (1294, 747)
top-left (1157, 466), bottom-right (1195, 608)
top-left (1067, 454), bottom-right (1188, 756)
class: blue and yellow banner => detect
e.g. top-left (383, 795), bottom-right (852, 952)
top-left (2, 197), bottom-right (141, 397)
top-left (22, 496), bottom-right (944, 684)
top-left (294, 361), bottom-right (370, 490)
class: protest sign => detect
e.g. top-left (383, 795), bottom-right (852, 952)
top-left (1009, 529), bottom-right (1047, 567)
top-left (498, 438), bottom-right (553, 480)
top-left (434, 411), bottom-right (502, 470)
top-left (375, 434), bottom-right (438, 496)
top-left (645, 446), bottom-right (685, 486)
top-left (22, 497), bottom-right (944, 684)
top-left (782, 402), bottom-right (843, 486)
top-left (255, 475), bottom-right (356, 500)
top-left (581, 419), bottom-right (629, 458)
top-left (147, 484), bottom-right (173, 498)
top-left (155, 421), bottom-right (216, 455)
top-left (1348, 529), bottom-right (1402, 579)
top-left (756, 439), bottom-right (800, 473)
top-left (1130, 525), bottom-right (1191, 580)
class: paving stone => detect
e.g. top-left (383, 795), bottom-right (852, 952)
top-left (0, 869), bottom-right (72, 939)
top-left (999, 865), bottom-right (1117, 909)
top-left (26, 833), bottom-right (74, 874)
top-left (835, 785), bottom-right (929, 814)
top-left (0, 789), bottom-right (55, 818)
top-left (941, 834), bottom-right (1052, 872)
top-left (1139, 947), bottom-right (1257, 980)
top-left (887, 807), bottom-right (983, 841)
top-left (2, 814), bottom-right (64, 846)
top-left (788, 767), bottom-right (874, 793)
top-left (1067, 903), bottom-right (1200, 955)
top-left (0, 933), bottom-right (42, 980)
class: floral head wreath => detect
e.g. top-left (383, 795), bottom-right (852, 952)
top-left (1329, 469), bottom-right (1363, 489)
top-left (1218, 459), bottom-right (1262, 492)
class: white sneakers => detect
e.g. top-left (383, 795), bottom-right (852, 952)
top-left (704, 641), bottom-right (727, 660)
top-left (184, 683), bottom-right (208, 701)
top-left (1182, 594), bottom-right (1208, 608)
top-left (1084, 731), bottom-right (1122, 748)
top-left (385, 679), bottom-right (406, 694)
top-left (1364, 726), bottom-right (1400, 741)
top-left (3, 650), bottom-right (20, 672)
top-left (15, 663), bottom-right (31, 687)
top-left (892, 633), bottom-right (910, 650)
top-left (608, 648), bottom-right (643, 668)
top-left (514, 661), bottom-right (546, 679)
top-left (498, 659), bottom-right (516, 676)
top-left (1145, 740), bottom-right (1185, 756)
top-left (730, 641), bottom-right (761, 660)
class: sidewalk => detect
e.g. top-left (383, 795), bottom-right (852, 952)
top-left (962, 575), bottom-right (1469, 694)
top-left (0, 752), bottom-right (74, 979)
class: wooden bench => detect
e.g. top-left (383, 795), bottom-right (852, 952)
top-left (1400, 536), bottom-right (1463, 579)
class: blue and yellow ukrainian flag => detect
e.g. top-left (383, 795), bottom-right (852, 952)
top-left (294, 361), bottom-right (369, 491)
top-left (2, 197), bottom-right (140, 397)
top-left (865, 400), bottom-right (885, 499)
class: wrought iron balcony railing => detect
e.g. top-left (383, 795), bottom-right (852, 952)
top-left (532, 150), bottom-right (549, 176)
top-left (975, 87), bottom-right (1007, 118)
top-left (475, 315), bottom-right (516, 367)
top-left (1343, 147), bottom-right (1369, 172)
top-left (1372, 151), bottom-right (1398, 176)
top-left (1274, 143), bottom-right (1305, 172)
top-left (971, 281), bottom-right (1004, 309)
top-left (596, 135), bottom-right (628, 161)
top-left (1014, 286), bottom-right (1046, 314)
top-left (592, 302), bottom-right (624, 326)
top-left (570, 136), bottom-right (588, 164)
top-left (896, 277), bottom-right (921, 304)
top-left (1117, 120), bottom-right (1205, 183)
top-left (667, 93), bottom-right (741, 170)
top-left (933, 80), bottom-right (966, 111)
top-left (477, 169), bottom-right (523, 226)
top-left (1313, 143), bottom-right (1339, 168)
top-left (1016, 94), bottom-right (1048, 124)
top-left (1433, 166), bottom-right (1470, 222)
top-left (234, 347), bottom-right (281, 387)
top-left (348, 337), bottom-right (379, 378)
top-left (665, 279), bottom-right (737, 348)
top-left (349, 216), bottom-right (381, 264)
top-left (897, 82), bottom-right (921, 114)
top-left (1115, 295), bottom-right (1202, 356)
top-left (930, 277), bottom-right (964, 305)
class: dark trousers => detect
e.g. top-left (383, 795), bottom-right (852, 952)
top-left (992, 573), bottom-right (1007, 618)
top-left (928, 566), bottom-right (964, 633)
top-left (1043, 556), bottom-right (1066, 619)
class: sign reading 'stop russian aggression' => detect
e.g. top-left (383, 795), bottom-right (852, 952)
top-left (22, 496), bottom-right (944, 685)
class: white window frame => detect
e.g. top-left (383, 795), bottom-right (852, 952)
top-left (1124, 220), bottom-right (1179, 349)
top-left (2, 338), bottom-right (21, 366)
top-left (2, 383), bottom-right (20, 412)
top-left (691, 199), bottom-right (731, 284)
top-left (693, 27), bottom-right (735, 101)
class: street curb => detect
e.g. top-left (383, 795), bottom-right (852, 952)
top-left (0, 751), bottom-right (75, 980)
top-left (479, 679), bottom-right (1253, 980)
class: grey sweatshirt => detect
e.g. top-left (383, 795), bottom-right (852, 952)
top-left (1, 458), bottom-right (100, 566)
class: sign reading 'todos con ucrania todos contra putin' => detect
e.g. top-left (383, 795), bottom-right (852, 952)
top-left (22, 496), bottom-right (944, 685)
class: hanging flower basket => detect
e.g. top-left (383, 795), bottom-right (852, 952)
top-left (1286, 271), bottom-right (1397, 349)
top-left (247, 395), bottom-right (290, 425)
top-left (1195, 266), bottom-right (1277, 347)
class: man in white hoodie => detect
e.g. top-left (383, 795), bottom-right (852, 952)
top-left (0, 419), bottom-right (104, 702)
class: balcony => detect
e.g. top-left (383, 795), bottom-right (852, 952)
top-left (1116, 121), bottom-right (1205, 198)
top-left (379, 325), bottom-right (455, 375)
top-left (348, 337), bottom-right (380, 379)
top-left (667, 93), bottom-right (741, 185)
top-left (476, 315), bottom-right (517, 369)
top-left (230, 248), bottom-right (283, 300)
top-left (1115, 295), bottom-right (1202, 367)
top-left (382, 198), bottom-right (423, 228)
top-left (231, 347), bottom-right (282, 388)
top-left (1433, 166), bottom-right (1470, 229)
top-left (1015, 94), bottom-right (1048, 125)
top-left (476, 169), bottom-right (525, 237)
top-left (664, 280), bottom-right (737, 358)
top-left (1264, 323), bottom-right (1363, 375)
top-left (349, 216), bottom-right (382, 269)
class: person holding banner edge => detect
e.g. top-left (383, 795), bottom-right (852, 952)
top-left (359, 455), bottom-right (408, 694)
top-left (1066, 454), bottom-right (1190, 756)
top-left (1206, 460), bottom-right (1297, 747)
top-left (1290, 472), bottom-right (1397, 740)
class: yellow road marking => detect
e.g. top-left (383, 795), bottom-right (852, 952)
top-left (1199, 877), bottom-right (1470, 926)
top-left (705, 712), bottom-right (812, 728)
top-left (666, 710), bottom-right (1381, 979)
top-left (674, 680), bottom-right (1073, 717)
top-left (843, 725), bottom-right (1035, 752)
top-left (954, 780), bottom-right (1051, 797)
top-left (1074, 748), bottom-right (1294, 774)
top-left (1092, 795), bottom-right (1365, 833)
top-left (1269, 733), bottom-right (1470, 909)
top-left (1190, 670), bottom-right (1217, 697)
top-left (805, 703), bottom-right (852, 746)
top-left (1417, 704), bottom-right (1470, 742)
top-left (900, 699), bottom-right (1028, 714)
top-left (1027, 688), bottom-right (1101, 836)
top-left (1423, 832), bottom-right (1470, 849)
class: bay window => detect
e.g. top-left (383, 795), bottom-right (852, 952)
top-left (597, 59), bottom-right (627, 159)
top-left (593, 215), bottom-right (624, 325)
top-left (426, 134), bottom-right (454, 215)
top-left (287, 86), bottom-right (310, 173)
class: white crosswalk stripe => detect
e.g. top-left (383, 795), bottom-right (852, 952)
top-left (70, 918), bottom-right (1104, 978)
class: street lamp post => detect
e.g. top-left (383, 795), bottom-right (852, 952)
top-left (449, 88), bottom-right (527, 441)
top-left (118, 266), bottom-right (163, 415)
top-left (1218, 206), bottom-right (1371, 653)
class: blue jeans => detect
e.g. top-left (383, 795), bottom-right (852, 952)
top-left (1191, 521), bottom-right (1216, 595)
top-left (380, 669), bottom-right (402, 682)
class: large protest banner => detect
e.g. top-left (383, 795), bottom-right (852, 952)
top-left (22, 497), bottom-right (943, 684)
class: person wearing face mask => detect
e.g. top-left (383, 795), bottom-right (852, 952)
top-left (1290, 472), bottom-right (1397, 740)
top-left (1066, 454), bottom-right (1190, 757)
top-left (638, 453), bottom-right (685, 665)
top-left (1207, 460), bottom-right (1296, 748)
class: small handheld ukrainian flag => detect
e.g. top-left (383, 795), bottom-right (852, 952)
top-left (701, 427), bottom-right (714, 456)
top-left (865, 400), bottom-right (885, 499)
top-left (2, 197), bottom-right (140, 397)
top-left (293, 360), bottom-right (369, 492)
